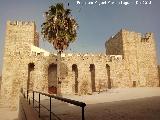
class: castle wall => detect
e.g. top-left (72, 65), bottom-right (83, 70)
top-left (34, 32), bottom-right (39, 47)
top-left (106, 29), bottom-right (159, 87)
top-left (158, 65), bottom-right (160, 87)
top-left (26, 53), bottom-right (127, 95)
top-left (1, 20), bottom-right (159, 110)
top-left (105, 30), bottom-right (123, 55)
top-left (51, 54), bottom-right (127, 95)
top-left (122, 29), bottom-right (159, 86)
top-left (1, 21), bottom-right (38, 109)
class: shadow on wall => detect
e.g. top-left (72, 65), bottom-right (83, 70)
top-left (28, 63), bottom-right (35, 91)
top-left (72, 64), bottom-right (78, 94)
top-left (48, 63), bottom-right (57, 94)
top-left (90, 64), bottom-right (96, 92)
top-left (106, 64), bottom-right (111, 89)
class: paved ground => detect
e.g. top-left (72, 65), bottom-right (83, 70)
top-left (32, 87), bottom-right (160, 120)
top-left (0, 107), bottom-right (18, 120)
top-left (0, 87), bottom-right (160, 120)
top-left (0, 88), bottom-right (18, 120)
top-left (85, 96), bottom-right (160, 120)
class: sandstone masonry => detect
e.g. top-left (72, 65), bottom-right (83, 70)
top-left (0, 21), bottom-right (159, 109)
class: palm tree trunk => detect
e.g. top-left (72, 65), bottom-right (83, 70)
top-left (57, 51), bottom-right (61, 96)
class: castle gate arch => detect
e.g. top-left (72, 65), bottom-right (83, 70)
top-left (90, 64), bottom-right (96, 92)
top-left (27, 63), bottom-right (35, 91)
top-left (106, 64), bottom-right (111, 89)
top-left (72, 64), bottom-right (78, 94)
top-left (48, 63), bottom-right (57, 94)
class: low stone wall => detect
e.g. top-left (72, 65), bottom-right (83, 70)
top-left (19, 94), bottom-right (40, 120)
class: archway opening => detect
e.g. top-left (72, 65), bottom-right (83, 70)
top-left (133, 81), bottom-right (136, 87)
top-left (48, 64), bottom-right (57, 94)
top-left (72, 64), bottom-right (78, 94)
top-left (27, 63), bottom-right (35, 91)
top-left (90, 64), bottom-right (96, 92)
top-left (106, 64), bottom-right (111, 89)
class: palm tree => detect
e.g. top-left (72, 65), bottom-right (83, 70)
top-left (41, 3), bottom-right (78, 95)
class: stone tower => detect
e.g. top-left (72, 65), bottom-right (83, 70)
top-left (1, 21), bottom-right (38, 109)
top-left (106, 29), bottom-right (159, 87)
top-left (1, 23), bottom-right (159, 110)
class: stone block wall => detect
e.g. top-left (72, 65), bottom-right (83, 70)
top-left (27, 53), bottom-right (127, 96)
top-left (106, 29), bottom-right (159, 87)
top-left (158, 65), bottom-right (160, 87)
top-left (22, 53), bottom-right (128, 96)
top-left (1, 21), bottom-right (38, 109)
top-left (105, 30), bottom-right (123, 55)
top-left (1, 20), bottom-right (159, 110)
top-left (0, 76), bottom-right (1, 91)
top-left (122, 29), bottom-right (159, 87)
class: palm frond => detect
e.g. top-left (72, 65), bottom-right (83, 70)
top-left (41, 3), bottom-right (78, 52)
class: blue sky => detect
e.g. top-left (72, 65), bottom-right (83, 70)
top-left (0, 0), bottom-right (160, 74)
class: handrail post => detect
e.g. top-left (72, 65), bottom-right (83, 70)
top-left (33, 91), bottom-right (34, 108)
top-left (23, 91), bottom-right (25, 98)
top-left (27, 90), bottom-right (29, 100)
top-left (29, 98), bottom-right (30, 105)
top-left (82, 106), bottom-right (85, 120)
top-left (31, 91), bottom-right (86, 120)
top-left (39, 93), bottom-right (40, 117)
top-left (50, 97), bottom-right (51, 120)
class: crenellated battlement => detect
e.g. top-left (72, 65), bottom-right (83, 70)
top-left (48, 53), bottom-right (123, 62)
top-left (30, 51), bottom-right (123, 63)
top-left (7, 20), bottom-right (35, 27)
top-left (141, 32), bottom-right (153, 42)
top-left (109, 55), bottom-right (123, 61)
top-left (121, 29), bottom-right (154, 42)
top-left (60, 53), bottom-right (107, 57)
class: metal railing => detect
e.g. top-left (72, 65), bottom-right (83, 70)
top-left (21, 89), bottom-right (86, 120)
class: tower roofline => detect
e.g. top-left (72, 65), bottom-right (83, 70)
top-left (7, 20), bottom-right (35, 26)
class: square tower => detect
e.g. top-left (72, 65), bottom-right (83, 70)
top-left (1, 20), bottom-right (39, 109)
top-left (105, 29), bottom-right (159, 87)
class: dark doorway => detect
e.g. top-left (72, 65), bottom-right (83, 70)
top-left (90, 64), bottom-right (96, 92)
top-left (27, 63), bottom-right (35, 91)
top-left (106, 64), bottom-right (111, 89)
top-left (72, 64), bottom-right (78, 94)
top-left (133, 81), bottom-right (136, 87)
top-left (48, 64), bottom-right (57, 94)
top-left (158, 66), bottom-right (160, 87)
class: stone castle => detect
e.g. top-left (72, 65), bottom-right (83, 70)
top-left (0, 20), bottom-right (159, 109)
